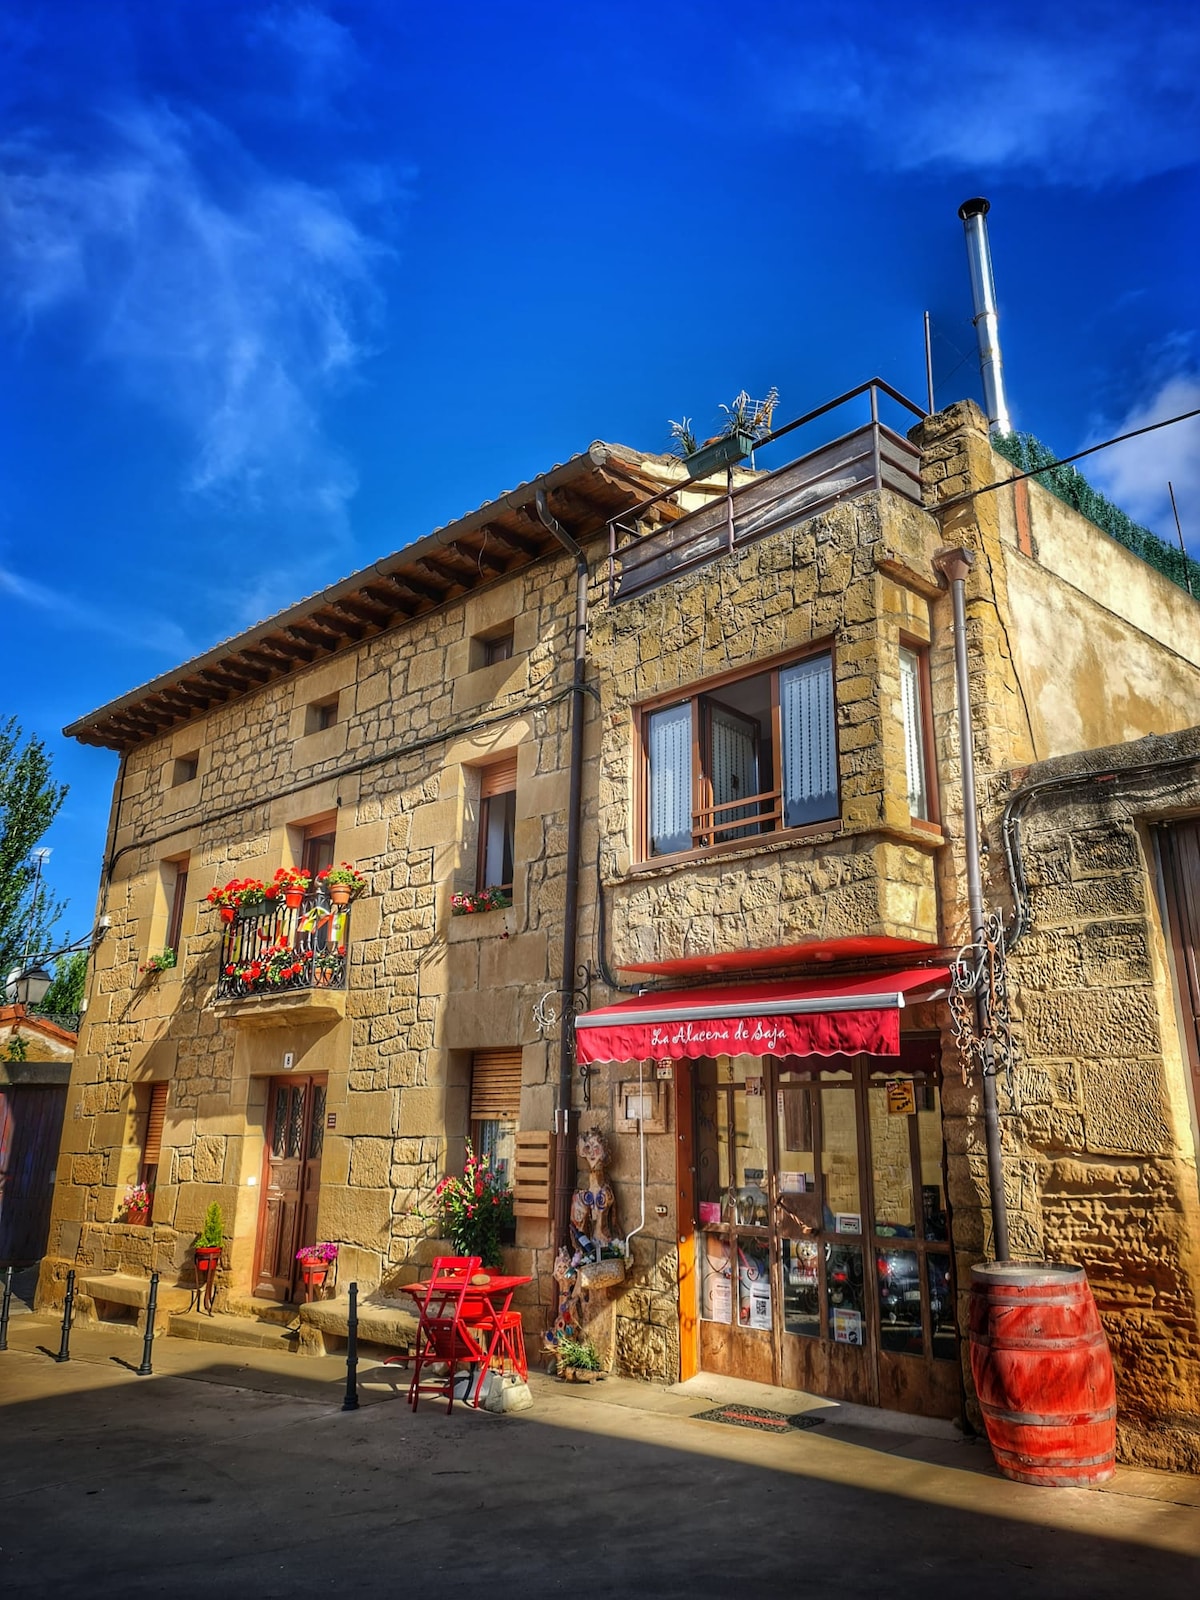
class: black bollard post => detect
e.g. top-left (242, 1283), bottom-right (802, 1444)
top-left (0, 1264), bottom-right (13, 1352)
top-left (137, 1272), bottom-right (159, 1376)
top-left (55, 1269), bottom-right (75, 1363)
top-left (342, 1280), bottom-right (360, 1411)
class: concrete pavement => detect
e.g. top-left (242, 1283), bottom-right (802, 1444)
top-left (1, 1311), bottom-right (1197, 1598)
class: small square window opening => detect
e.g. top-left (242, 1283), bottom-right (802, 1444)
top-left (305, 696), bottom-right (339, 735)
top-left (172, 753), bottom-right (199, 787)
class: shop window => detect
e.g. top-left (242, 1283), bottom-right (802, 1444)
top-left (641, 651), bottom-right (838, 860)
top-left (899, 645), bottom-right (935, 823)
top-left (172, 752), bottom-right (199, 787)
top-left (164, 856), bottom-right (189, 955)
top-left (305, 695), bottom-right (339, 735)
top-left (470, 1048), bottom-right (521, 1182)
top-left (477, 756), bottom-right (517, 894)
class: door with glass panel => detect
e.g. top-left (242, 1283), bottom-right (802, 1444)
top-left (692, 1038), bottom-right (957, 1415)
top-left (254, 1075), bottom-right (326, 1301)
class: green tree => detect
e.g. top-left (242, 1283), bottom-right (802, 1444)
top-left (0, 718), bottom-right (68, 982)
top-left (39, 947), bottom-right (88, 1015)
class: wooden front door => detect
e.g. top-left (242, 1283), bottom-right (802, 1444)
top-left (691, 1038), bottom-right (960, 1418)
top-left (254, 1076), bottom-right (326, 1301)
top-left (0, 1085), bottom-right (68, 1265)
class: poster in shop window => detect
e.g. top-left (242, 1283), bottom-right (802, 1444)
top-left (833, 1308), bottom-right (863, 1345)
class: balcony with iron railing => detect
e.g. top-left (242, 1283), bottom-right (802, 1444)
top-left (214, 887), bottom-right (351, 1024)
top-left (607, 380), bottom-right (927, 603)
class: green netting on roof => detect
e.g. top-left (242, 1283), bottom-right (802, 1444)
top-left (993, 431), bottom-right (1199, 597)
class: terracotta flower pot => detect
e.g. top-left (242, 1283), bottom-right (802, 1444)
top-left (284, 888), bottom-right (305, 909)
top-left (329, 885), bottom-right (352, 906)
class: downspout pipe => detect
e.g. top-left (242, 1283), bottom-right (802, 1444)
top-left (534, 487), bottom-right (588, 1253)
top-left (935, 547), bottom-right (1011, 1262)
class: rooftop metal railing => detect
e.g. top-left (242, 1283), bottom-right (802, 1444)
top-left (607, 379), bottom-right (927, 603)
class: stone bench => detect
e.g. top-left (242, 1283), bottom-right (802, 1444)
top-left (297, 1294), bottom-right (419, 1357)
top-left (76, 1273), bottom-right (191, 1336)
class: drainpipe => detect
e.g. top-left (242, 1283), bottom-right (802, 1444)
top-left (534, 487), bottom-right (588, 1252)
top-left (934, 547), bottom-right (1011, 1262)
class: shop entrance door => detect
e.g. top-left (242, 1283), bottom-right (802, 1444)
top-left (692, 1038), bottom-right (958, 1416)
top-left (254, 1075), bottom-right (326, 1301)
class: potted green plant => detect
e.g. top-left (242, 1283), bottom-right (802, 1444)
top-left (272, 865), bottom-right (313, 910)
top-left (670, 386), bottom-right (778, 480)
top-left (555, 1334), bottom-right (602, 1382)
top-left (139, 948), bottom-right (176, 975)
top-left (416, 1141), bottom-right (515, 1268)
top-left (318, 862), bottom-right (367, 906)
top-left (194, 1202), bottom-right (225, 1273)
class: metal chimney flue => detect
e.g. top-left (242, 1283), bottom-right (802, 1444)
top-left (958, 197), bottom-right (1012, 437)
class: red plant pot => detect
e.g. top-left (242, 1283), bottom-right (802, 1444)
top-left (194, 1245), bottom-right (222, 1273)
top-left (284, 889), bottom-right (305, 909)
top-left (219, 907), bottom-right (235, 924)
top-left (300, 1261), bottom-right (329, 1284)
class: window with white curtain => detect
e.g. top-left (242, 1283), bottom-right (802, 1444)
top-left (898, 646), bottom-right (930, 821)
top-left (643, 652), bottom-right (838, 858)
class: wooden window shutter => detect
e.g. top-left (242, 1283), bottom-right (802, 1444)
top-left (480, 754), bottom-right (518, 799)
top-left (513, 1130), bottom-right (554, 1218)
top-left (143, 1083), bottom-right (169, 1167)
top-left (470, 1048), bottom-right (522, 1120)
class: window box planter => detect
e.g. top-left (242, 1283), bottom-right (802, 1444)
top-left (682, 429), bottom-right (754, 480)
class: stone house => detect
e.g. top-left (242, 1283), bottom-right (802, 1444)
top-left (37, 384), bottom-right (1200, 1466)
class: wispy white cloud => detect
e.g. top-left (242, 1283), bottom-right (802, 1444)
top-left (247, 3), bottom-right (362, 115)
top-left (1086, 371), bottom-right (1200, 544)
top-left (0, 559), bottom-right (193, 655)
top-left (0, 94), bottom-right (396, 535)
top-left (756, 3), bottom-right (1200, 186)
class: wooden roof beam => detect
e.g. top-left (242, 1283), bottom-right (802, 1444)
top-left (328, 595), bottom-right (395, 626)
top-left (287, 619), bottom-right (350, 650)
top-left (476, 520), bottom-right (540, 559)
top-left (382, 570), bottom-right (445, 605)
top-left (360, 577), bottom-right (416, 613)
top-left (449, 537), bottom-right (508, 575)
top-left (412, 556), bottom-right (464, 593)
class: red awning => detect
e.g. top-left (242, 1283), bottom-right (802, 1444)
top-left (574, 968), bottom-right (950, 1065)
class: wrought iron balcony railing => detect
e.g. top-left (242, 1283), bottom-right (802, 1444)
top-left (215, 888), bottom-right (351, 1002)
top-left (607, 380), bottom-right (926, 602)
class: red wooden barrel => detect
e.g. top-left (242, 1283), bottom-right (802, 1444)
top-left (969, 1261), bottom-right (1116, 1487)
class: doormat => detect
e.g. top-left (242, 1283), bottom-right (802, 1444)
top-left (692, 1404), bottom-right (825, 1433)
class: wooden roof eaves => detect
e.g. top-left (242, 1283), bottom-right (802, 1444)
top-left (64, 443), bottom-right (671, 752)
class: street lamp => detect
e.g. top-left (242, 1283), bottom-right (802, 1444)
top-left (4, 917), bottom-right (110, 1011)
top-left (5, 963), bottom-right (53, 1007)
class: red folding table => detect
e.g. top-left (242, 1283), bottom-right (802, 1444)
top-left (399, 1260), bottom-right (531, 1412)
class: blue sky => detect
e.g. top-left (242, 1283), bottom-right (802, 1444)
top-left (2, 0), bottom-right (1198, 936)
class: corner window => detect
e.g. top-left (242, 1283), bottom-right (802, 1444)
top-left (642, 652), bottom-right (838, 859)
top-left (172, 753), bottom-right (199, 786)
top-left (899, 646), bottom-right (932, 822)
top-left (470, 1048), bottom-right (521, 1181)
top-left (305, 696), bottom-right (339, 734)
top-left (477, 756), bottom-right (517, 894)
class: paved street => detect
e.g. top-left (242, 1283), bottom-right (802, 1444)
top-left (1, 1313), bottom-right (1198, 1599)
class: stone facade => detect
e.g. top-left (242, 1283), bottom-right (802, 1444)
top-left (37, 400), bottom-right (1200, 1468)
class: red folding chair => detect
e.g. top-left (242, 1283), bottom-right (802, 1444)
top-left (407, 1256), bottom-right (488, 1414)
